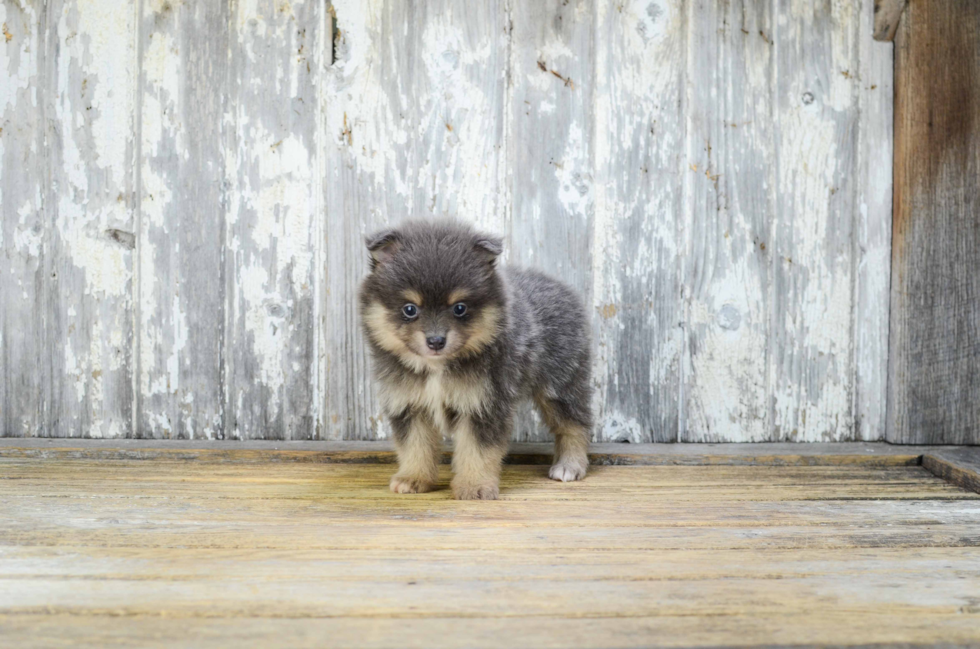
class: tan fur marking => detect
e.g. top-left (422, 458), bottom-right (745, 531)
top-left (533, 393), bottom-right (560, 430)
top-left (364, 301), bottom-right (407, 355)
top-left (451, 418), bottom-right (506, 500)
top-left (364, 301), bottom-right (428, 374)
top-left (447, 289), bottom-right (469, 305)
top-left (390, 415), bottom-right (440, 494)
top-left (554, 423), bottom-right (590, 463)
top-left (403, 290), bottom-right (423, 306)
top-left (534, 393), bottom-right (589, 482)
top-left (460, 305), bottom-right (502, 356)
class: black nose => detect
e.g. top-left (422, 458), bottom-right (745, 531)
top-left (426, 336), bottom-right (446, 351)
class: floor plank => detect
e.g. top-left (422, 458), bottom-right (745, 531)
top-left (1, 454), bottom-right (979, 647)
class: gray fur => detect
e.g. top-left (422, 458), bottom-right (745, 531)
top-left (359, 220), bottom-right (591, 496)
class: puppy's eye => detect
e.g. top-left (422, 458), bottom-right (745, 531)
top-left (452, 303), bottom-right (467, 317)
top-left (402, 303), bottom-right (418, 318)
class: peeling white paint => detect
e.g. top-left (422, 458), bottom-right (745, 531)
top-left (73, 0), bottom-right (135, 172)
top-left (2, 0), bottom-right (893, 442)
top-left (13, 201), bottom-right (40, 257)
top-left (599, 415), bottom-right (645, 444)
top-left (415, 16), bottom-right (499, 221)
top-left (325, 0), bottom-right (410, 198)
top-left (0, 3), bottom-right (37, 112)
top-left (555, 123), bottom-right (592, 221)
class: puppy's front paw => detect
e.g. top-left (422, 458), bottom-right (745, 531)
top-left (390, 475), bottom-right (435, 494)
top-left (451, 481), bottom-right (499, 500)
top-left (549, 460), bottom-right (587, 482)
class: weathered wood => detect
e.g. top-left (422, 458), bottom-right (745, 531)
top-left (683, 0), bottom-right (772, 441)
top-left (923, 448), bottom-right (980, 495)
top-left (888, 0), bottom-right (980, 444)
top-left (7, 571), bottom-right (980, 617)
top-left (0, 2), bottom-right (44, 438)
top-left (137, 0), bottom-right (229, 439)
top-left (319, 0), bottom-right (389, 440)
top-left (1, 456), bottom-right (979, 647)
top-left (854, 0), bottom-right (895, 441)
top-left (592, 0), bottom-right (684, 443)
top-left (0, 439), bottom-right (943, 467)
top-left (873, 0), bottom-right (906, 42)
top-left (4, 545), bottom-right (979, 581)
top-left (223, 0), bottom-right (323, 439)
top-left (1, 2), bottom-right (138, 440)
top-left (3, 614), bottom-right (980, 649)
top-left (769, 0), bottom-right (860, 441)
top-left (43, 0), bottom-right (138, 439)
top-left (1, 0), bottom-right (900, 443)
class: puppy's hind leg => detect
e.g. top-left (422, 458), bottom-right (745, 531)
top-left (389, 410), bottom-right (441, 494)
top-left (535, 394), bottom-right (590, 482)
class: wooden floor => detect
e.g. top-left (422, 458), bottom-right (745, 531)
top-left (2, 443), bottom-right (980, 648)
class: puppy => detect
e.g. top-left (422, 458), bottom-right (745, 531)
top-left (358, 220), bottom-right (591, 500)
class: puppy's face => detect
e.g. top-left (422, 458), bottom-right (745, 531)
top-left (359, 222), bottom-right (505, 371)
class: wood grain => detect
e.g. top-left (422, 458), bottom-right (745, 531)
top-left (888, 0), bottom-right (980, 444)
top-left (769, 0), bottom-right (859, 441)
top-left (1, 0), bottom-right (901, 443)
top-left (873, 0), bottom-right (907, 42)
top-left (1, 2), bottom-right (45, 438)
top-left (3, 614), bottom-right (980, 649)
top-left (592, 0), bottom-right (684, 443)
top-left (43, 0), bottom-right (138, 439)
top-left (1, 455), bottom-right (979, 647)
top-left (223, 0), bottom-right (324, 439)
top-left (136, 0), bottom-right (229, 439)
top-left (923, 448), bottom-right (980, 495)
top-left (854, 0), bottom-right (894, 441)
top-left (683, 0), bottom-right (772, 441)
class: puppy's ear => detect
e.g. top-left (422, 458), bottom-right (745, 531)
top-left (365, 228), bottom-right (400, 269)
top-left (473, 234), bottom-right (503, 264)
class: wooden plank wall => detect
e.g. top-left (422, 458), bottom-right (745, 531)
top-left (1, 0), bottom-right (894, 443)
top-left (887, 0), bottom-right (980, 444)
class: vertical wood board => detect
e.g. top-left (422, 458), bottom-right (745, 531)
top-left (592, 0), bottom-right (685, 443)
top-left (1, 2), bottom-right (45, 438)
top-left (769, 0), bottom-right (859, 441)
top-left (224, 0), bottom-right (323, 440)
top-left (137, 0), bottom-right (228, 439)
top-left (888, 0), bottom-right (980, 444)
top-left (683, 0), bottom-right (772, 442)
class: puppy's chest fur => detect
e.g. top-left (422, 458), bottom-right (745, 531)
top-left (379, 369), bottom-right (487, 432)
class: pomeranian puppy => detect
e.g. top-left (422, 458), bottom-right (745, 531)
top-left (359, 220), bottom-right (591, 500)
